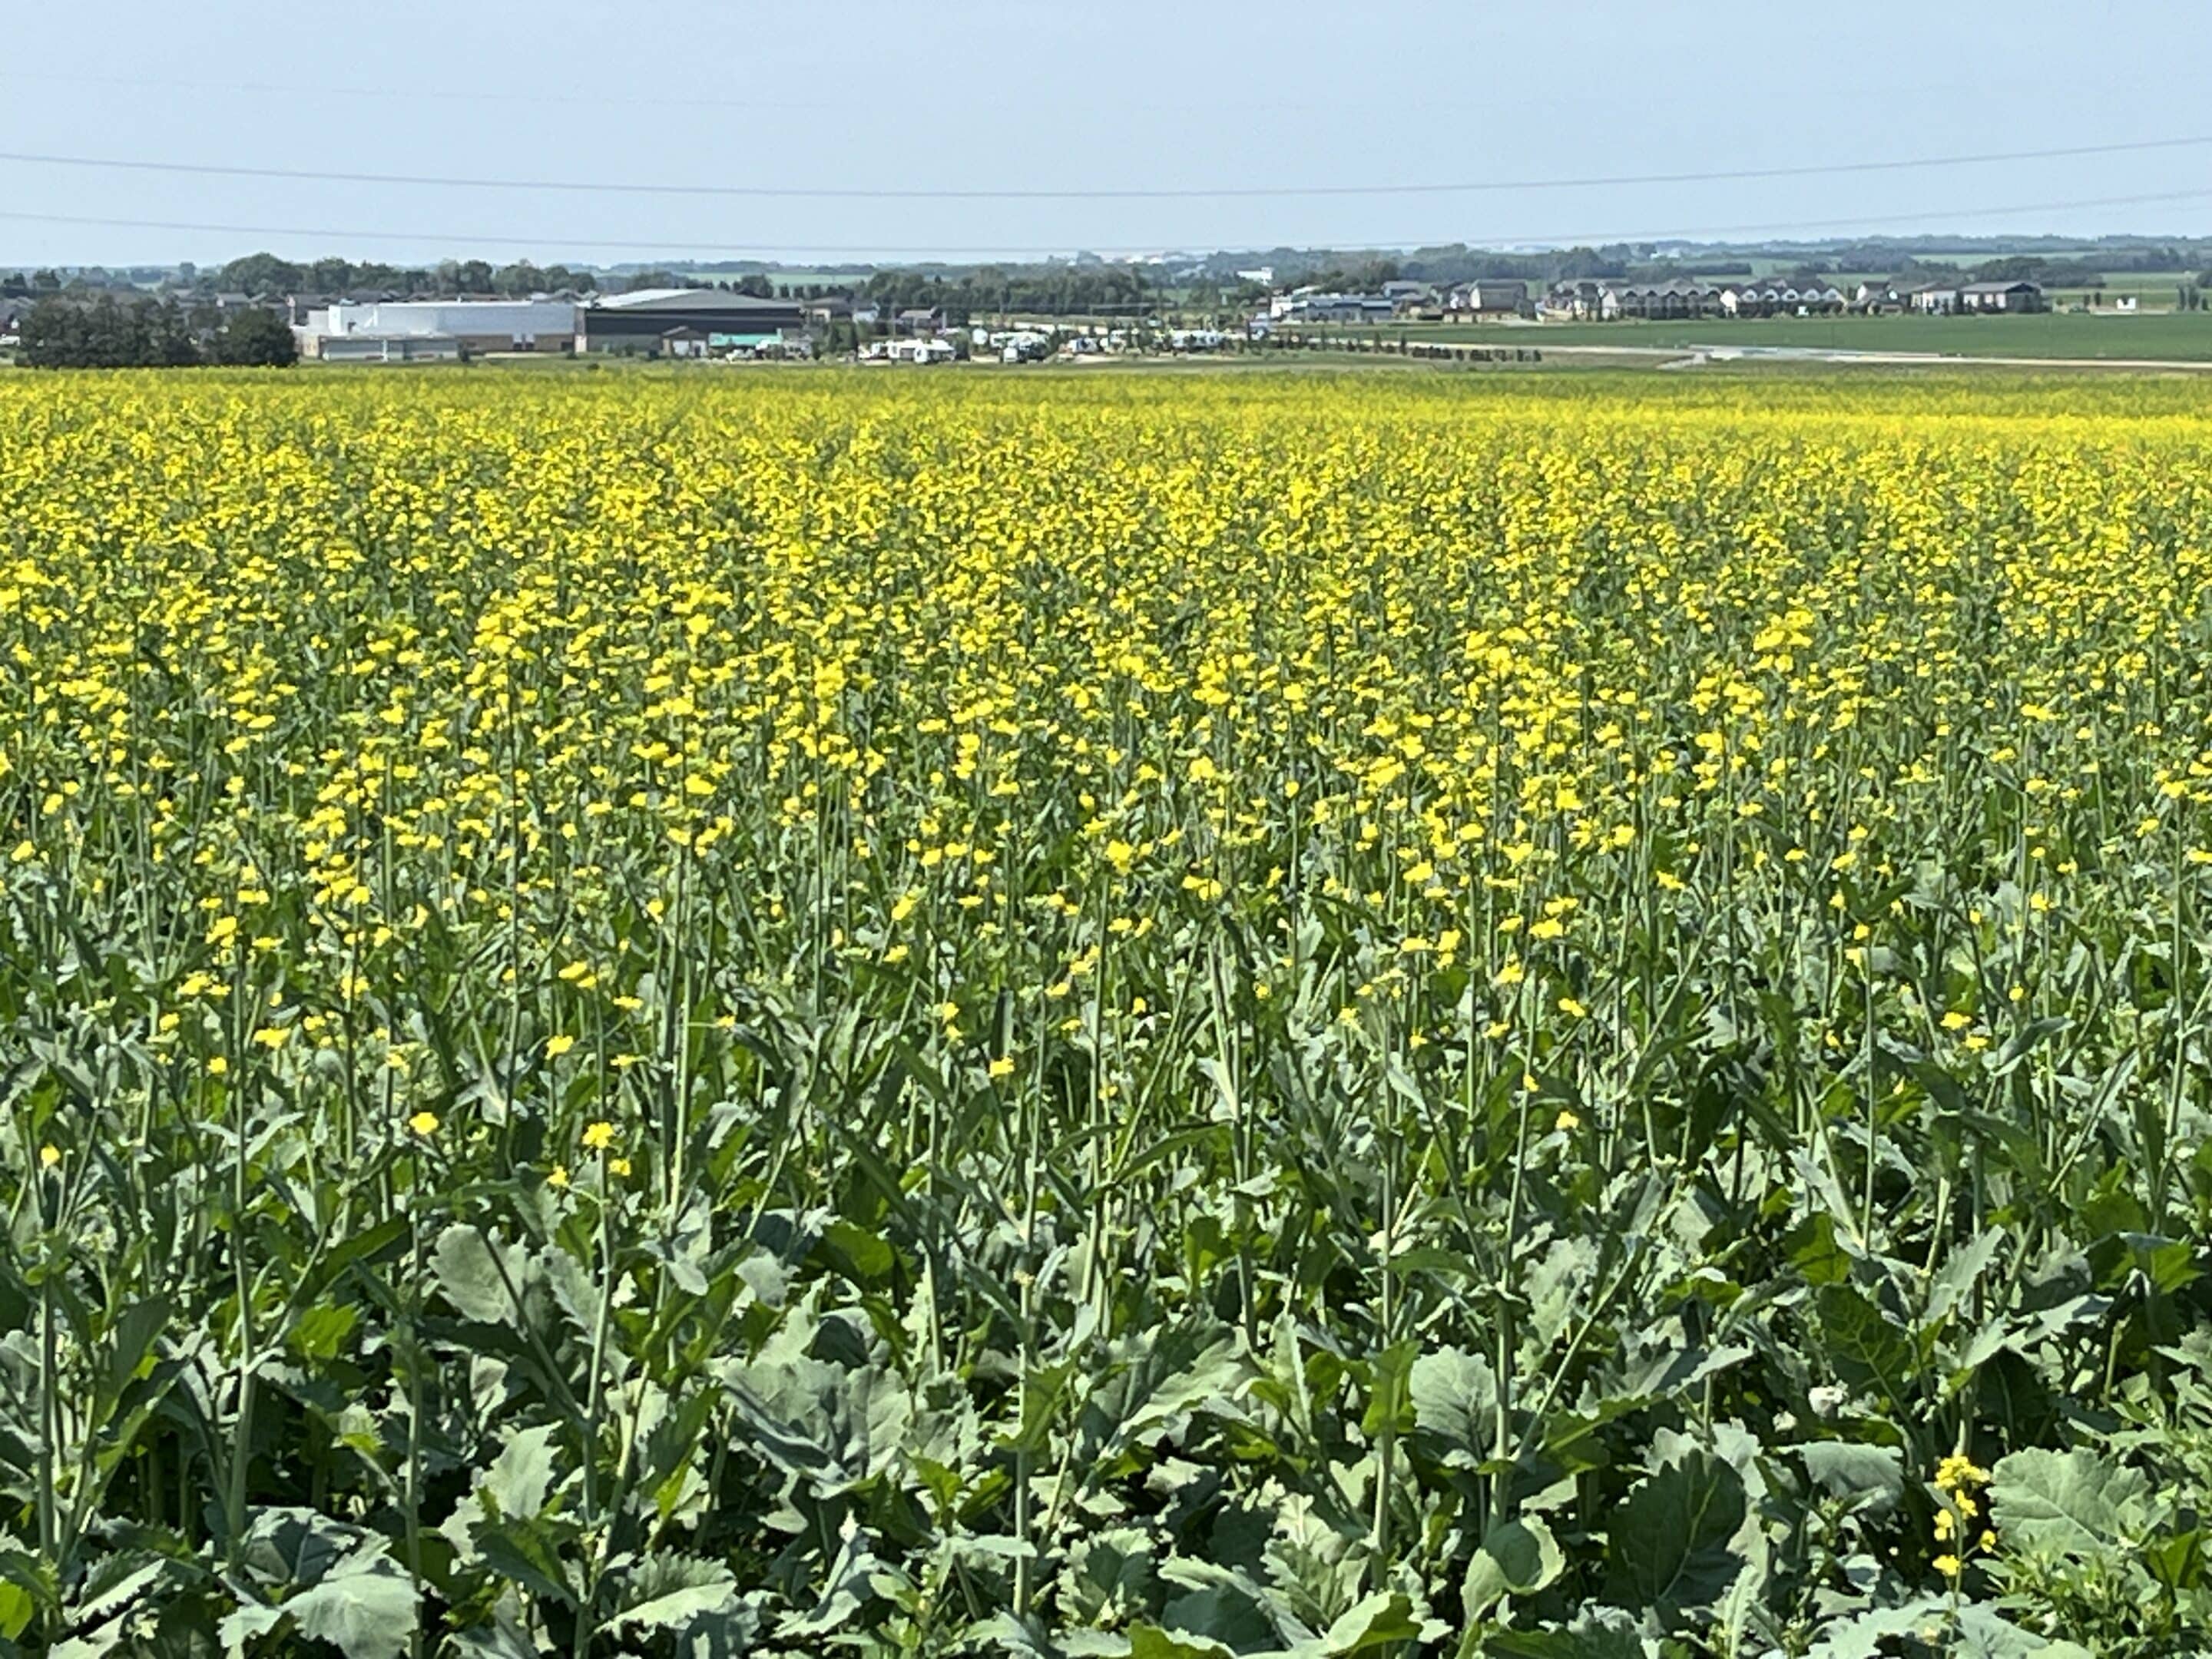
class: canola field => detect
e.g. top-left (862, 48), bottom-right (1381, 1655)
top-left (3, 370), bottom-right (2212, 1658)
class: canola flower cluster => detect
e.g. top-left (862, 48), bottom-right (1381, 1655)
top-left (2, 370), bottom-right (2210, 1654)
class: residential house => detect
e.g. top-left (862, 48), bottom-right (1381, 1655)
top-left (1544, 280), bottom-right (1608, 320)
top-left (1960, 280), bottom-right (2045, 313)
top-left (896, 306), bottom-right (945, 336)
top-left (1717, 279), bottom-right (1843, 317)
top-left (1446, 279), bottom-right (1528, 317)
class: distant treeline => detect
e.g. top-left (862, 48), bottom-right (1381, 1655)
top-left (14, 296), bottom-right (298, 369)
top-left (857, 265), bottom-right (1171, 320)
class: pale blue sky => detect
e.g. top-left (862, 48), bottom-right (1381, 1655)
top-left (5, 0), bottom-right (2210, 269)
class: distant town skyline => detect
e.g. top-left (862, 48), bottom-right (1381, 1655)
top-left (7, 0), bottom-right (2212, 267)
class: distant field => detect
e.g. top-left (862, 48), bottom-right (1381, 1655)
top-left (1357, 310), bottom-right (2212, 359)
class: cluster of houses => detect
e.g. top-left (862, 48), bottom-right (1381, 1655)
top-left (1256, 273), bottom-right (2046, 330)
top-left (1544, 275), bottom-right (2046, 320)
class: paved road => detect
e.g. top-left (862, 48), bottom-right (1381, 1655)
top-left (1432, 338), bottom-right (2212, 372)
top-left (1689, 343), bottom-right (2212, 372)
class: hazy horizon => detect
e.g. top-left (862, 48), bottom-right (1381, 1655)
top-left (8, 0), bottom-right (2212, 269)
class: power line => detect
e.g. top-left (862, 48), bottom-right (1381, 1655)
top-left (2, 134), bottom-right (2211, 204)
top-left (5, 186), bottom-right (2212, 262)
top-left (0, 67), bottom-right (831, 113)
top-left (0, 67), bottom-right (1329, 117)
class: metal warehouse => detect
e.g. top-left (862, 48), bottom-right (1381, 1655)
top-left (578, 289), bottom-right (804, 353)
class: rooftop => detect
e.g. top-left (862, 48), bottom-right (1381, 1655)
top-left (588, 289), bottom-right (796, 313)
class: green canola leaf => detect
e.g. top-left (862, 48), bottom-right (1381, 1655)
top-left (1409, 1346), bottom-right (1498, 1469)
top-left (1604, 1450), bottom-right (1747, 1618)
top-left (1988, 1446), bottom-right (2156, 1560)
top-left (1318, 1590), bottom-right (1425, 1654)
top-left (1463, 1516), bottom-right (1565, 1619)
top-left (283, 1548), bottom-right (422, 1659)
top-left (606, 1555), bottom-right (740, 1634)
top-left (430, 1224), bottom-right (530, 1324)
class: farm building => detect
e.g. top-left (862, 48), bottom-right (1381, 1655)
top-left (306, 300), bottom-right (576, 353)
top-left (577, 289), bottom-right (804, 353)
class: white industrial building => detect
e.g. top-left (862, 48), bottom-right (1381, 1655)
top-left (297, 300), bottom-right (577, 358)
top-left (316, 335), bottom-right (464, 363)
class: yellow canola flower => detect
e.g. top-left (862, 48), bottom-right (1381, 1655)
top-left (582, 1121), bottom-right (617, 1151)
top-left (408, 1111), bottom-right (440, 1138)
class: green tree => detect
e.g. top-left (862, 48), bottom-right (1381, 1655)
top-left (221, 253), bottom-right (306, 296)
top-left (19, 295), bottom-right (200, 367)
top-left (214, 309), bottom-right (300, 366)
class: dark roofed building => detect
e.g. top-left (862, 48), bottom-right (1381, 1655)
top-left (1961, 280), bottom-right (2045, 313)
top-left (578, 288), bottom-right (804, 353)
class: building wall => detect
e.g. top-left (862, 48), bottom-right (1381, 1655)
top-left (323, 301), bottom-right (576, 346)
top-left (580, 303), bottom-right (805, 351)
top-left (318, 336), bottom-right (462, 363)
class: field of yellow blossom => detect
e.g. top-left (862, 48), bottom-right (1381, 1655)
top-left (3, 368), bottom-right (2210, 1657)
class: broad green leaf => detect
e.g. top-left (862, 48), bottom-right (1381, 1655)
top-left (1803, 1595), bottom-right (1948, 1659)
top-left (1951, 1603), bottom-right (2093, 1657)
top-left (1988, 1447), bottom-right (2156, 1560)
top-left (431, 1224), bottom-right (531, 1325)
top-left (475, 1515), bottom-right (578, 1608)
top-left (1409, 1346), bottom-right (1497, 1469)
top-left (285, 1550), bottom-right (420, 1659)
top-left (1464, 1516), bottom-right (1564, 1618)
top-left (1796, 1442), bottom-right (1904, 1512)
top-left (482, 1422), bottom-right (561, 1522)
top-left (1484, 1604), bottom-right (1648, 1657)
top-left (216, 1603), bottom-right (286, 1652)
top-left (606, 1555), bottom-right (738, 1634)
top-left (0, 1579), bottom-right (31, 1643)
top-left (1362, 1338), bottom-right (1419, 1440)
top-left (1319, 1591), bottom-right (1422, 1654)
top-left (1604, 1449), bottom-right (1746, 1616)
top-left (1815, 1283), bottom-right (1917, 1409)
top-left (1128, 1628), bottom-right (1234, 1659)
